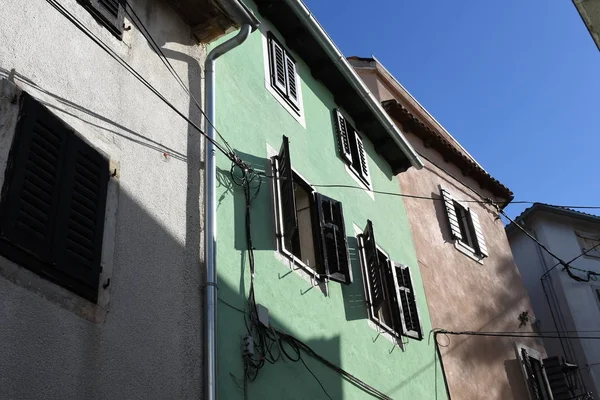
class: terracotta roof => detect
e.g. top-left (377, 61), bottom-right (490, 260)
top-left (506, 203), bottom-right (600, 235)
top-left (382, 99), bottom-right (514, 203)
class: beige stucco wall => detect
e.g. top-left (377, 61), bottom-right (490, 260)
top-left (353, 66), bottom-right (546, 399)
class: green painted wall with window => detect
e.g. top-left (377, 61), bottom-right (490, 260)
top-left (209, 2), bottom-right (448, 398)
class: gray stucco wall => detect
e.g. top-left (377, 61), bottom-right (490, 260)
top-left (0, 0), bottom-right (205, 398)
top-left (509, 214), bottom-right (600, 398)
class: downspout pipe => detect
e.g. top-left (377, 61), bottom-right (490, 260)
top-left (204, 4), bottom-right (258, 400)
top-left (282, 0), bottom-right (424, 170)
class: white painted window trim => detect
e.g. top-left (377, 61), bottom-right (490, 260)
top-left (353, 223), bottom-right (404, 349)
top-left (574, 230), bottom-right (600, 260)
top-left (261, 29), bottom-right (306, 128)
top-left (267, 144), bottom-right (328, 294)
top-left (345, 163), bottom-right (375, 201)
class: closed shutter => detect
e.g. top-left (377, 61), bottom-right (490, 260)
top-left (469, 209), bottom-right (488, 257)
top-left (78, 0), bottom-right (125, 38)
top-left (543, 357), bottom-right (571, 400)
top-left (313, 193), bottom-right (352, 284)
top-left (361, 220), bottom-right (385, 311)
top-left (0, 94), bottom-right (68, 266)
top-left (391, 262), bottom-right (422, 340)
top-left (441, 188), bottom-right (462, 240)
top-left (277, 136), bottom-right (298, 250)
top-left (269, 36), bottom-right (287, 95)
top-left (354, 132), bottom-right (370, 184)
top-left (285, 53), bottom-right (300, 109)
top-left (54, 134), bottom-right (109, 302)
top-left (334, 109), bottom-right (353, 164)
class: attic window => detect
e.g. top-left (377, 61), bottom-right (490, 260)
top-left (0, 93), bottom-right (109, 303)
top-left (77, 0), bottom-right (126, 39)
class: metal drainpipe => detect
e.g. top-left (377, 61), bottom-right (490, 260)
top-left (204, 23), bottom-right (252, 400)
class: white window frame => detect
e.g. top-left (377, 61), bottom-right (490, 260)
top-left (261, 29), bottom-right (305, 127)
top-left (574, 230), bottom-right (600, 260)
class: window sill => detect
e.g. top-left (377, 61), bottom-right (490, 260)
top-left (454, 240), bottom-right (485, 265)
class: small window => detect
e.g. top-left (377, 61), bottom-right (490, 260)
top-left (575, 231), bottom-right (600, 259)
top-left (441, 188), bottom-right (488, 259)
top-left (358, 220), bottom-right (422, 340)
top-left (0, 93), bottom-right (109, 303)
top-left (272, 136), bottom-right (352, 284)
top-left (77, 0), bottom-right (126, 39)
top-left (334, 109), bottom-right (371, 188)
top-left (267, 33), bottom-right (301, 114)
top-left (516, 345), bottom-right (553, 400)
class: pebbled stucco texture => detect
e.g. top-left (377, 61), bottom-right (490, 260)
top-left (208, 1), bottom-right (447, 399)
top-left (0, 0), bottom-right (205, 398)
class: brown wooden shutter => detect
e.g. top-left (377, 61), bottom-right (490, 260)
top-left (469, 209), bottom-right (488, 257)
top-left (277, 136), bottom-right (298, 250)
top-left (313, 193), bottom-right (352, 284)
top-left (361, 220), bottom-right (385, 311)
top-left (54, 134), bottom-right (109, 302)
top-left (391, 262), bottom-right (423, 340)
top-left (441, 188), bottom-right (462, 240)
top-left (0, 94), bottom-right (68, 266)
top-left (334, 109), bottom-right (353, 165)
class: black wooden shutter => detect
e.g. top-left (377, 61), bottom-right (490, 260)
top-left (78, 0), bottom-right (125, 39)
top-left (269, 35), bottom-right (288, 95)
top-left (354, 132), bottom-right (370, 184)
top-left (441, 188), bottom-right (463, 240)
top-left (361, 220), bottom-right (385, 311)
top-left (313, 193), bottom-right (352, 284)
top-left (334, 109), bottom-right (353, 165)
top-left (285, 53), bottom-right (300, 109)
top-left (0, 94), bottom-right (68, 266)
top-left (543, 357), bottom-right (571, 400)
top-left (277, 136), bottom-right (298, 249)
top-left (522, 349), bottom-right (543, 400)
top-left (391, 262), bottom-right (423, 340)
top-left (54, 134), bottom-right (109, 302)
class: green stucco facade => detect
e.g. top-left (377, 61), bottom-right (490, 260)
top-left (210, 3), bottom-right (448, 398)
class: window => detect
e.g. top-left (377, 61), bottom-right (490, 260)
top-left (441, 188), bottom-right (488, 259)
top-left (0, 93), bottom-right (109, 303)
top-left (272, 136), bottom-right (352, 284)
top-left (334, 109), bottom-right (371, 188)
top-left (267, 33), bottom-right (301, 114)
top-left (575, 231), bottom-right (600, 259)
top-left (77, 0), bottom-right (126, 39)
top-left (358, 220), bottom-right (422, 340)
top-left (516, 345), bottom-right (554, 400)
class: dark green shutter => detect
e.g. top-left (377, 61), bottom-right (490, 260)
top-left (54, 134), bottom-right (109, 302)
top-left (543, 357), bottom-right (572, 400)
top-left (522, 349), bottom-right (543, 400)
top-left (334, 109), bottom-right (353, 164)
top-left (0, 94), bottom-right (68, 265)
top-left (361, 220), bottom-right (385, 311)
top-left (277, 136), bottom-right (298, 251)
top-left (77, 0), bottom-right (125, 39)
top-left (313, 193), bottom-right (351, 284)
top-left (391, 263), bottom-right (422, 340)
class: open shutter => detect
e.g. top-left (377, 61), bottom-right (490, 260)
top-left (361, 220), bottom-right (385, 311)
top-left (285, 53), bottom-right (300, 109)
top-left (391, 263), bottom-right (423, 340)
top-left (54, 134), bottom-right (109, 302)
top-left (543, 357), bottom-right (571, 400)
top-left (0, 94), bottom-right (68, 265)
top-left (469, 209), bottom-right (488, 257)
top-left (277, 136), bottom-right (298, 250)
top-left (313, 193), bottom-right (351, 284)
top-left (334, 110), bottom-right (353, 164)
top-left (441, 188), bottom-right (462, 241)
top-left (522, 349), bottom-right (543, 400)
top-left (354, 132), bottom-right (370, 184)
top-left (269, 36), bottom-right (287, 95)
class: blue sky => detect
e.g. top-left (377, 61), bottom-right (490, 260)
top-left (303, 0), bottom-right (600, 219)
